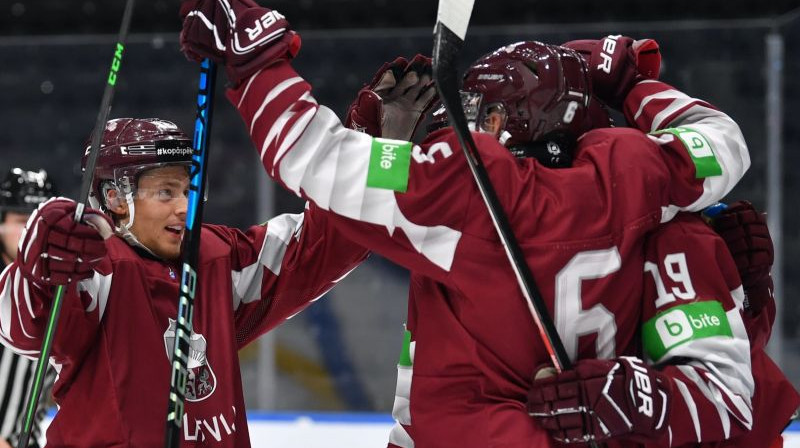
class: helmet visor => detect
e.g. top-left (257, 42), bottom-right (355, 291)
top-left (460, 91), bottom-right (483, 131)
top-left (113, 161), bottom-right (208, 203)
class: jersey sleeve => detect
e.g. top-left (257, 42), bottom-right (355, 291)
top-left (226, 61), bottom-right (505, 280)
top-left (207, 203), bottom-right (369, 348)
top-left (0, 258), bottom-right (112, 366)
top-left (640, 215), bottom-right (754, 446)
top-left (623, 80), bottom-right (750, 220)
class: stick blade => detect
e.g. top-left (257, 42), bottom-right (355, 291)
top-left (435, 0), bottom-right (475, 41)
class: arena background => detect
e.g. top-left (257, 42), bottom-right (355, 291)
top-left (2, 0), bottom-right (798, 444)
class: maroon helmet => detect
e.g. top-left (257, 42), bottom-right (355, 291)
top-left (81, 118), bottom-right (193, 211)
top-left (460, 41), bottom-right (611, 166)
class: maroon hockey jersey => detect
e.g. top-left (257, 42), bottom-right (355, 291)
top-left (227, 61), bottom-right (750, 447)
top-left (641, 213), bottom-right (799, 448)
top-left (0, 205), bottom-right (367, 447)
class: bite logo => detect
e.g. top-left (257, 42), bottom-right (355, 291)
top-left (654, 309), bottom-right (693, 349)
top-left (655, 308), bottom-right (725, 349)
top-left (379, 143), bottom-right (400, 169)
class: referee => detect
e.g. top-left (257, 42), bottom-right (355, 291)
top-left (0, 168), bottom-right (58, 448)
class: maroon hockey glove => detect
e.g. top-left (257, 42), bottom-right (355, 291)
top-left (528, 357), bottom-right (671, 444)
top-left (180, 0), bottom-right (301, 85)
top-left (713, 200), bottom-right (774, 315)
top-left (563, 35), bottom-right (661, 109)
top-left (17, 199), bottom-right (111, 286)
top-left (344, 54), bottom-right (437, 141)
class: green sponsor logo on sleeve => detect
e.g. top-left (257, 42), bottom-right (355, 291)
top-left (642, 301), bottom-right (732, 362)
top-left (652, 127), bottom-right (722, 178)
top-left (398, 328), bottom-right (413, 367)
top-left (366, 138), bottom-right (412, 192)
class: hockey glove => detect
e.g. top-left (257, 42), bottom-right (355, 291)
top-left (18, 198), bottom-right (111, 287)
top-left (345, 54), bottom-right (437, 141)
top-left (713, 200), bottom-right (774, 315)
top-left (562, 35), bottom-right (661, 109)
top-left (528, 357), bottom-right (671, 444)
top-left (180, 0), bottom-right (301, 85)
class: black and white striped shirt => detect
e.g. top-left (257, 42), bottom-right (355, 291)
top-left (0, 261), bottom-right (55, 448)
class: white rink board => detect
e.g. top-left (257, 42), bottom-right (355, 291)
top-left (43, 413), bottom-right (800, 447)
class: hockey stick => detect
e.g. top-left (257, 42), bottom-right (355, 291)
top-left (16, 1), bottom-right (136, 447)
top-left (433, 7), bottom-right (604, 448)
top-left (164, 58), bottom-right (217, 448)
top-left (432, 0), bottom-right (571, 372)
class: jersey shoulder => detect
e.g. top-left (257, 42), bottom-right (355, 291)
top-left (648, 212), bottom-right (720, 246)
top-left (578, 127), bottom-right (658, 154)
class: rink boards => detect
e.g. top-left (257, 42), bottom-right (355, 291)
top-left (43, 412), bottom-right (800, 446)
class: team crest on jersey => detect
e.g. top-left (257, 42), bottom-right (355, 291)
top-left (163, 319), bottom-right (217, 401)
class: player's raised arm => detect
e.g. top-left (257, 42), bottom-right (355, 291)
top-left (565, 36), bottom-right (750, 216)
top-left (0, 198), bottom-right (111, 359)
top-left (205, 203), bottom-right (369, 348)
top-left (179, 1), bottom-right (496, 281)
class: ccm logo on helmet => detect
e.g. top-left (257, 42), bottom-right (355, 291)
top-left (598, 35), bottom-right (622, 74)
top-left (623, 357), bottom-right (654, 417)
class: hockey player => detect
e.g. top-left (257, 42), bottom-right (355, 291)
top-left (0, 168), bottom-right (58, 448)
top-left (179, 2), bottom-right (752, 447)
top-left (350, 42), bottom-right (798, 447)
top-left (521, 37), bottom-right (800, 448)
top-left (0, 119), bottom-right (369, 447)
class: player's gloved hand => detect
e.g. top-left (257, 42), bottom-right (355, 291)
top-left (712, 200), bottom-right (774, 315)
top-left (528, 357), bottom-right (671, 444)
top-left (345, 55), bottom-right (437, 141)
top-left (562, 35), bottom-right (661, 109)
top-left (17, 198), bottom-right (112, 286)
top-left (180, 0), bottom-right (301, 85)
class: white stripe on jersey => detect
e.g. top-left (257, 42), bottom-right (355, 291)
top-left (674, 377), bottom-right (702, 442)
top-left (388, 423), bottom-right (414, 448)
top-left (393, 365), bottom-right (413, 424)
top-left (250, 76), bottom-right (303, 135)
top-left (653, 322), bottom-right (753, 403)
top-left (14, 268), bottom-right (34, 339)
top-left (275, 105), bottom-right (462, 271)
top-left (634, 83), bottom-right (749, 221)
top-left (730, 285), bottom-right (745, 310)
top-left (269, 92), bottom-right (317, 170)
top-left (237, 68), bottom-right (263, 109)
top-left (630, 85), bottom-right (693, 131)
top-left (78, 271), bottom-right (113, 319)
top-left (231, 212), bottom-right (304, 309)
top-left (679, 365), bottom-right (732, 437)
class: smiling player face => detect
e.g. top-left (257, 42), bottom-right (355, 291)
top-left (126, 165), bottom-right (190, 261)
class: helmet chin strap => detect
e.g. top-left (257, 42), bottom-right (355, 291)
top-left (111, 186), bottom-right (162, 259)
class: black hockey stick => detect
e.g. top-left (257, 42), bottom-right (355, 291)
top-left (16, 1), bottom-right (136, 447)
top-left (164, 58), bottom-right (217, 448)
top-left (432, 5), bottom-right (604, 448)
top-left (432, 0), bottom-right (571, 371)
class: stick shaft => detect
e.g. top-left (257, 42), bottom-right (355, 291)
top-left (432, 21), bottom-right (571, 371)
top-left (16, 2), bottom-right (136, 447)
top-left (164, 59), bottom-right (217, 448)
